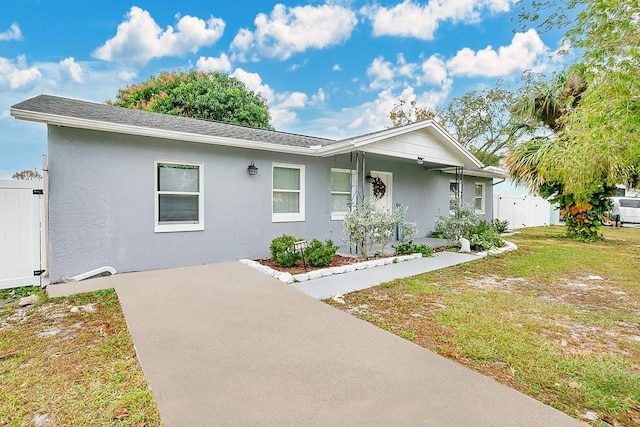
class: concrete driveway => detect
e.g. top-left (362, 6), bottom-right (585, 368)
top-left (50, 262), bottom-right (581, 426)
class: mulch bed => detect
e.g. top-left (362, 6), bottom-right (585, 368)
top-left (256, 255), bottom-right (373, 275)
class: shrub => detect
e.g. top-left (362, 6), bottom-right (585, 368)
top-left (433, 200), bottom-right (479, 242)
top-left (491, 219), bottom-right (510, 233)
top-left (269, 235), bottom-right (302, 267)
top-left (393, 241), bottom-right (434, 257)
top-left (304, 239), bottom-right (338, 267)
top-left (468, 221), bottom-right (504, 250)
top-left (343, 198), bottom-right (417, 258)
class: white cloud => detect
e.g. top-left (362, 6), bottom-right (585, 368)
top-left (343, 84), bottom-right (451, 134)
top-left (0, 55), bottom-right (41, 89)
top-left (231, 3), bottom-right (357, 61)
top-left (446, 29), bottom-right (547, 77)
top-left (362, 0), bottom-right (515, 40)
top-left (59, 57), bottom-right (83, 83)
top-left (230, 68), bottom-right (275, 102)
top-left (310, 88), bottom-right (326, 106)
top-left (364, 54), bottom-right (451, 92)
top-left (0, 23), bottom-right (23, 41)
top-left (196, 53), bottom-right (232, 72)
top-left (117, 70), bottom-right (138, 81)
top-left (93, 6), bottom-right (225, 66)
top-left (367, 57), bottom-right (395, 90)
top-left (270, 108), bottom-right (298, 127)
top-left (332, 64), bottom-right (341, 71)
top-left (276, 92), bottom-right (308, 108)
top-left (419, 55), bottom-right (448, 86)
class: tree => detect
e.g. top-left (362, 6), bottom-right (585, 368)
top-left (389, 85), bottom-right (519, 166)
top-left (12, 169), bottom-right (42, 180)
top-left (109, 71), bottom-right (274, 130)
top-left (516, 0), bottom-right (640, 196)
top-left (438, 85), bottom-right (519, 166)
top-left (389, 99), bottom-right (436, 127)
top-left (505, 68), bottom-right (613, 241)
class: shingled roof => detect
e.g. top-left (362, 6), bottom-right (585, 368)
top-left (11, 94), bottom-right (337, 149)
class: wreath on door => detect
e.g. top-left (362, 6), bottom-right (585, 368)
top-left (372, 177), bottom-right (386, 199)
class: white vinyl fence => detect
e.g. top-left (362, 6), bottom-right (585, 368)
top-left (0, 180), bottom-right (47, 289)
top-left (493, 195), bottom-right (555, 230)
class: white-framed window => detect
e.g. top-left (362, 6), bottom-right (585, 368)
top-left (449, 180), bottom-right (461, 213)
top-left (272, 163), bottom-right (305, 222)
top-left (155, 161), bottom-right (204, 233)
top-left (330, 168), bottom-right (356, 220)
top-left (474, 182), bottom-right (485, 213)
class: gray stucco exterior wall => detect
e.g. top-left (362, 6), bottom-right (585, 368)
top-left (47, 126), bottom-right (493, 281)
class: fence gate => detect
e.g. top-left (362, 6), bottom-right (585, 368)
top-left (0, 180), bottom-right (47, 289)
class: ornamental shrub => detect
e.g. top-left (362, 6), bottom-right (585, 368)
top-left (343, 198), bottom-right (417, 258)
top-left (393, 241), bottom-right (434, 257)
top-left (433, 200), bottom-right (478, 242)
top-left (468, 221), bottom-right (503, 250)
top-left (304, 239), bottom-right (337, 267)
top-left (491, 219), bottom-right (510, 233)
top-left (269, 234), bottom-right (302, 267)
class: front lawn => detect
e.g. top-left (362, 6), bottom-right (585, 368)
top-left (0, 288), bottom-right (161, 426)
top-left (327, 226), bottom-right (640, 426)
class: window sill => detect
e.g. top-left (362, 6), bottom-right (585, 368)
top-left (331, 213), bottom-right (347, 221)
top-left (155, 224), bottom-right (205, 233)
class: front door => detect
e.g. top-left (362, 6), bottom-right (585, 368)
top-left (370, 171), bottom-right (393, 211)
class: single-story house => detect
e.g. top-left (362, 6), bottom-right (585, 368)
top-left (11, 95), bottom-right (504, 282)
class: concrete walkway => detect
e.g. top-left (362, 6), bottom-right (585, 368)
top-left (48, 262), bottom-right (580, 426)
top-left (296, 251), bottom-right (480, 299)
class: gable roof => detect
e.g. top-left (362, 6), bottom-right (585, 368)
top-left (11, 94), bottom-right (486, 171)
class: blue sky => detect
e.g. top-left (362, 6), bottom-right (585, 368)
top-left (0, 0), bottom-right (568, 178)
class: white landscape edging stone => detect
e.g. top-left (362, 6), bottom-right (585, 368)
top-left (240, 253), bottom-right (424, 284)
top-left (474, 240), bottom-right (518, 258)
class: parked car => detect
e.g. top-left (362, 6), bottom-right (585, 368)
top-left (609, 197), bottom-right (640, 224)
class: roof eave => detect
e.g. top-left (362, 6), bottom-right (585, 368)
top-left (10, 108), bottom-right (320, 156)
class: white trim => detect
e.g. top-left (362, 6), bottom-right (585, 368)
top-left (11, 106), bottom-right (483, 168)
top-left (272, 163), bottom-right (305, 223)
top-left (11, 108), bottom-right (322, 157)
top-left (330, 168), bottom-right (357, 221)
top-left (154, 160), bottom-right (204, 233)
top-left (474, 182), bottom-right (486, 214)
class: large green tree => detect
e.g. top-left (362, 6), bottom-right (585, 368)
top-left (506, 69), bottom-right (613, 241)
top-left (516, 0), bottom-right (640, 196)
top-left (109, 71), bottom-right (274, 130)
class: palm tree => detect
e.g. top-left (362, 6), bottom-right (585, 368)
top-left (505, 68), bottom-right (612, 241)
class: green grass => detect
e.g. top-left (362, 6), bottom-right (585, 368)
top-left (328, 226), bottom-right (640, 426)
top-left (0, 288), bottom-right (161, 426)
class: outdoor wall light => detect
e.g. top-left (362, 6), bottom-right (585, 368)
top-left (365, 173), bottom-right (374, 183)
top-left (248, 161), bottom-right (259, 176)
top-left (417, 157), bottom-right (424, 165)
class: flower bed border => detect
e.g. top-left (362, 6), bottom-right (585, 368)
top-left (240, 253), bottom-right (423, 284)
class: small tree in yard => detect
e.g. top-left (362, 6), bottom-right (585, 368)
top-left (343, 198), bottom-right (417, 258)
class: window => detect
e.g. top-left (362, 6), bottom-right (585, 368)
top-left (155, 161), bottom-right (204, 232)
top-left (449, 181), bottom-right (461, 212)
top-left (474, 182), bottom-right (485, 213)
top-left (272, 163), bottom-right (305, 222)
top-left (330, 168), bottom-right (355, 220)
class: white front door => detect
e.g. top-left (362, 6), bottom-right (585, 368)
top-left (370, 171), bottom-right (393, 211)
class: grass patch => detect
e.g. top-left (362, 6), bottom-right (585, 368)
top-left (0, 288), bottom-right (161, 426)
top-left (327, 226), bottom-right (640, 426)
